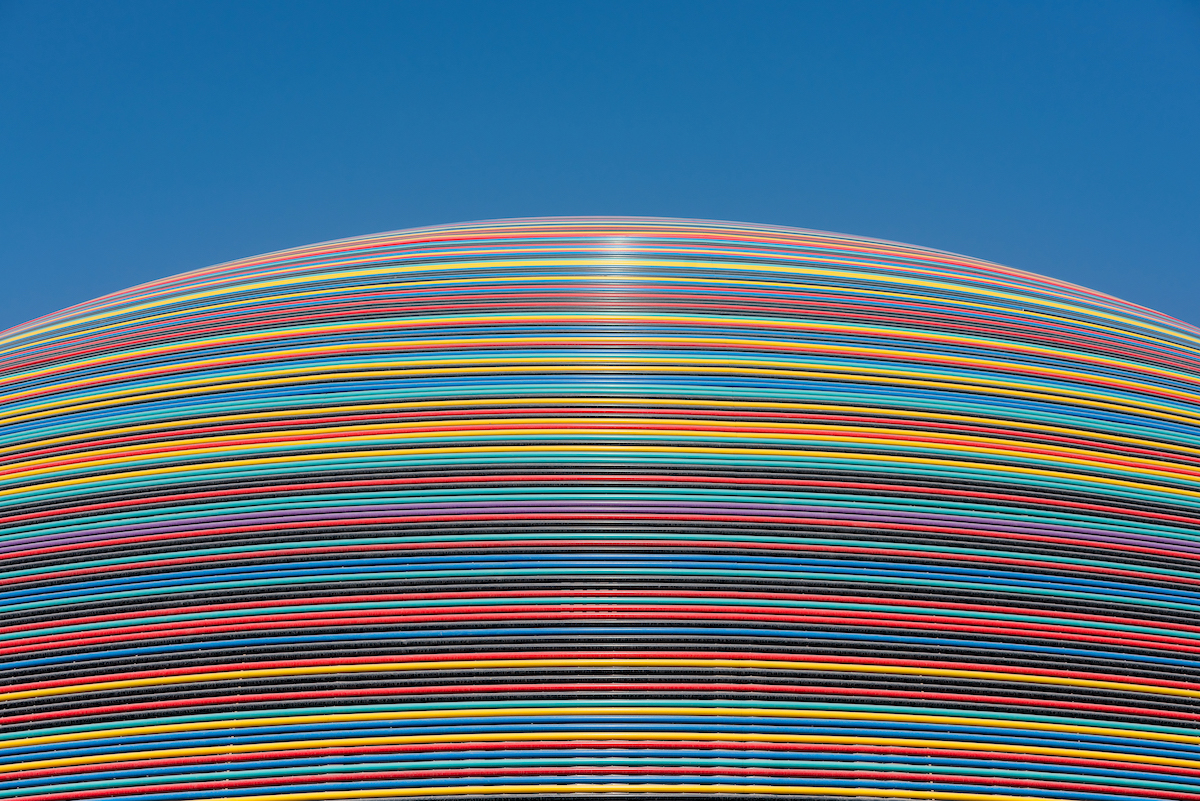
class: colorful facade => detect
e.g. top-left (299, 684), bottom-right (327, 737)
top-left (3, 217), bottom-right (1200, 800)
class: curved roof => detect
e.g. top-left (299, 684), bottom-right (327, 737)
top-left (3, 218), bottom-right (1200, 800)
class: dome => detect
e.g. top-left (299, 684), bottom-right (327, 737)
top-left (3, 217), bottom-right (1200, 800)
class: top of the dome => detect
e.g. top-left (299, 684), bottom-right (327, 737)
top-left (3, 216), bottom-right (1196, 354)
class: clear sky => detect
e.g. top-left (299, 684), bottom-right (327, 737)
top-left (2, 0), bottom-right (1198, 330)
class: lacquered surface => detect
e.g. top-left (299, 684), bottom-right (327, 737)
top-left (3, 218), bottom-right (1200, 800)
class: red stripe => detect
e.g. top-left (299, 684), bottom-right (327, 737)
top-left (19, 768), bottom-right (1193, 801)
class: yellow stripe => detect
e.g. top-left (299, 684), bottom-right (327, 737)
top-left (10, 706), bottom-right (1199, 749)
top-left (4, 445), bottom-right (1200, 512)
top-left (4, 658), bottom-right (1196, 702)
top-left (5, 732), bottom-right (1197, 775)
top-left (7, 423), bottom-right (1197, 485)
top-left (1, 399), bottom-right (1182, 461)
top-left (4, 317), bottom-right (1191, 389)
top-left (43, 784), bottom-right (1115, 800)
top-left (6, 360), bottom-right (1198, 436)
top-left (7, 336), bottom-right (1194, 413)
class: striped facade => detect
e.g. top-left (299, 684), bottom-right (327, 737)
top-left (2, 217), bottom-right (1200, 800)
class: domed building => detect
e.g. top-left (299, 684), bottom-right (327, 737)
top-left (2, 217), bottom-right (1199, 800)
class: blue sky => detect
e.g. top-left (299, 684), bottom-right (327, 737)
top-left (2, 0), bottom-right (1198, 329)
